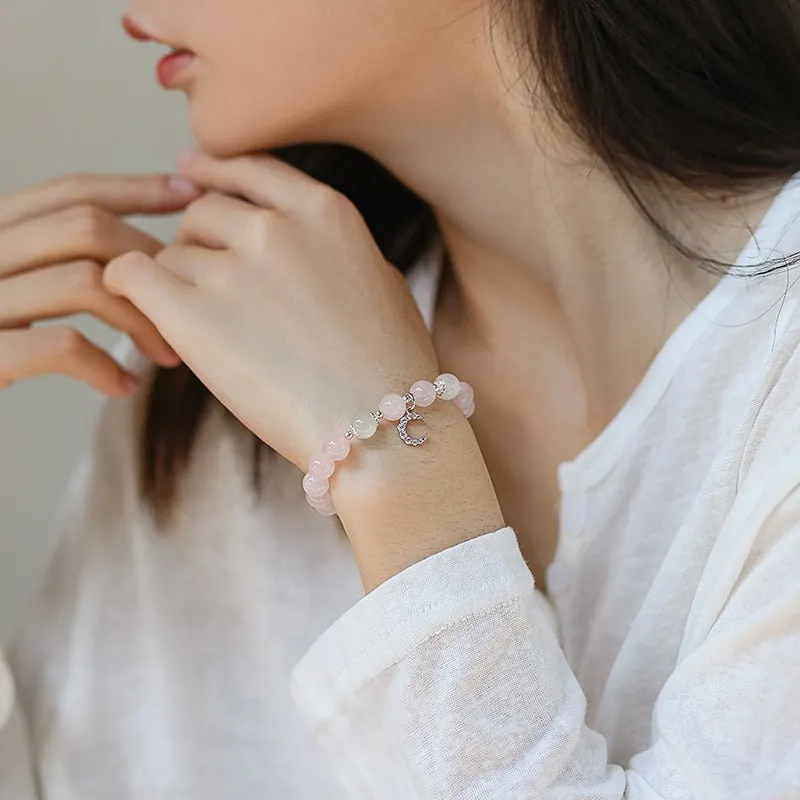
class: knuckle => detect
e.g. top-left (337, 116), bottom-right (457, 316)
top-left (47, 327), bottom-right (86, 360)
top-left (308, 184), bottom-right (354, 223)
top-left (67, 205), bottom-right (115, 250)
top-left (65, 259), bottom-right (105, 299)
top-left (57, 172), bottom-right (93, 196)
top-left (205, 260), bottom-right (235, 292)
top-left (247, 208), bottom-right (281, 249)
top-left (306, 184), bottom-right (348, 219)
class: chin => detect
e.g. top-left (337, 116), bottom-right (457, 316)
top-left (188, 96), bottom-right (320, 158)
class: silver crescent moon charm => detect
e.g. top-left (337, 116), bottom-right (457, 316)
top-left (397, 409), bottom-right (427, 446)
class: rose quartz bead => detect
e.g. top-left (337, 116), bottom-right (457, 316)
top-left (306, 490), bottom-right (330, 507)
top-left (379, 393), bottom-right (407, 420)
top-left (453, 398), bottom-right (475, 419)
top-left (455, 381), bottom-right (474, 406)
top-left (322, 433), bottom-right (351, 461)
top-left (306, 493), bottom-right (336, 516)
top-left (308, 453), bottom-right (335, 479)
top-left (302, 472), bottom-right (329, 498)
top-left (435, 372), bottom-right (461, 400)
top-left (410, 380), bottom-right (437, 407)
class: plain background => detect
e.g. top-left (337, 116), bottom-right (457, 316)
top-left (0, 0), bottom-right (193, 640)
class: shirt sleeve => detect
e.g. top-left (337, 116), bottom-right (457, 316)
top-left (289, 506), bottom-right (800, 798)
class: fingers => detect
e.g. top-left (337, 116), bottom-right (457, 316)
top-left (0, 260), bottom-right (180, 366)
top-left (104, 251), bottom-right (192, 338)
top-left (175, 191), bottom-right (267, 250)
top-left (0, 327), bottom-right (140, 396)
top-left (0, 205), bottom-right (166, 278)
top-left (177, 150), bottom-right (334, 216)
top-left (154, 245), bottom-right (228, 287)
top-left (0, 173), bottom-right (201, 230)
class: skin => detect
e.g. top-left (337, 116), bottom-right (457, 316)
top-left (0, 0), bottom-right (780, 590)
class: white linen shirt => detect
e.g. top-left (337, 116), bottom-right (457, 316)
top-left (4, 176), bottom-right (800, 799)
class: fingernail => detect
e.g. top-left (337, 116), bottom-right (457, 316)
top-left (177, 149), bottom-right (198, 170)
top-left (168, 175), bottom-right (200, 196)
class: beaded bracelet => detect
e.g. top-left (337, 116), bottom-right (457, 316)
top-left (302, 372), bottom-right (475, 516)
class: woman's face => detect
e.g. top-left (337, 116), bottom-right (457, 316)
top-left (124, 0), bottom-right (467, 157)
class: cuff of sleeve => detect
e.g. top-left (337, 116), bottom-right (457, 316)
top-left (290, 525), bottom-right (533, 726)
top-left (0, 651), bottom-right (15, 731)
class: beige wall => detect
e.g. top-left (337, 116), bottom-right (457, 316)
top-left (0, 0), bottom-right (192, 640)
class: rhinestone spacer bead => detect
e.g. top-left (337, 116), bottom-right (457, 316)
top-left (303, 372), bottom-right (474, 516)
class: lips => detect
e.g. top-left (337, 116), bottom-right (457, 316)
top-left (156, 50), bottom-right (196, 88)
top-left (123, 15), bottom-right (196, 88)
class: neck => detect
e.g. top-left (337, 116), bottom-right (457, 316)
top-left (324, 12), bottom-right (780, 430)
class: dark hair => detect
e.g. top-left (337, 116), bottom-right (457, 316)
top-left (141, 0), bottom-right (800, 521)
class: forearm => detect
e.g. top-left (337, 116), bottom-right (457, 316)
top-left (331, 400), bottom-right (505, 593)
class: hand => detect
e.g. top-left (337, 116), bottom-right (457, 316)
top-left (103, 151), bottom-right (440, 471)
top-left (0, 173), bottom-right (200, 395)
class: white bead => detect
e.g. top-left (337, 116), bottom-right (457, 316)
top-left (352, 412), bottom-right (378, 439)
top-left (435, 372), bottom-right (461, 401)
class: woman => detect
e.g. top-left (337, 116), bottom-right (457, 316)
top-left (1, 0), bottom-right (799, 796)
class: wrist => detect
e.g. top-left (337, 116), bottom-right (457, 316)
top-left (330, 400), bottom-right (505, 592)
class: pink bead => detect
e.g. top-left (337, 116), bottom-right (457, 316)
top-left (379, 393), bottom-right (407, 421)
top-left (453, 384), bottom-right (475, 418)
top-left (455, 381), bottom-right (474, 406)
top-left (306, 493), bottom-right (336, 516)
top-left (410, 380), bottom-right (437, 407)
top-left (322, 433), bottom-right (351, 461)
top-left (306, 490), bottom-right (331, 507)
top-left (302, 472), bottom-right (329, 498)
top-left (456, 398), bottom-right (475, 417)
top-left (308, 453), bottom-right (335, 479)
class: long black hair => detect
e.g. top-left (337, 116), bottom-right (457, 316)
top-left (141, 0), bottom-right (800, 521)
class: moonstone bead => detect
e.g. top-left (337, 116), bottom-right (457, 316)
top-left (308, 453), bottom-right (335, 479)
top-left (410, 380), bottom-right (437, 407)
top-left (379, 393), bottom-right (407, 420)
top-left (352, 412), bottom-right (378, 439)
top-left (435, 372), bottom-right (461, 401)
top-left (302, 472), bottom-right (329, 498)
